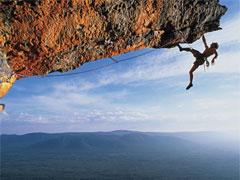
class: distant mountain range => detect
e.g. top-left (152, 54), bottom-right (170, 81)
top-left (1, 131), bottom-right (193, 152)
top-left (1, 130), bottom-right (238, 151)
top-left (1, 131), bottom-right (239, 180)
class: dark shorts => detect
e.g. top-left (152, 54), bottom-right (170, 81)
top-left (191, 50), bottom-right (206, 66)
top-left (194, 57), bottom-right (206, 66)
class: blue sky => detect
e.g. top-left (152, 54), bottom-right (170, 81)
top-left (0, 0), bottom-right (239, 134)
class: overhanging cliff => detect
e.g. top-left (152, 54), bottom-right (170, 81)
top-left (0, 0), bottom-right (227, 78)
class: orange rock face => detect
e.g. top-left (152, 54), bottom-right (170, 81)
top-left (0, 0), bottom-right (227, 78)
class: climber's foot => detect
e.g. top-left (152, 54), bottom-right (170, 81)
top-left (177, 44), bottom-right (183, 51)
top-left (186, 83), bottom-right (193, 90)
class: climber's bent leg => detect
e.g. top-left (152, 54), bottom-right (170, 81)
top-left (178, 44), bottom-right (191, 52)
top-left (190, 49), bottom-right (202, 58)
top-left (178, 45), bottom-right (202, 58)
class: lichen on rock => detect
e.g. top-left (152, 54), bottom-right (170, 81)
top-left (0, 0), bottom-right (227, 78)
top-left (0, 51), bottom-right (12, 81)
top-left (0, 51), bottom-right (16, 98)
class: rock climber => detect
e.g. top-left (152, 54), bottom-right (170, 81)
top-left (178, 35), bottom-right (218, 90)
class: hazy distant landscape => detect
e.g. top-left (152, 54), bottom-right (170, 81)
top-left (1, 131), bottom-right (239, 180)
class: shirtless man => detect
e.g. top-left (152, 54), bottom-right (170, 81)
top-left (178, 35), bottom-right (218, 90)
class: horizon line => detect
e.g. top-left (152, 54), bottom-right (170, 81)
top-left (1, 129), bottom-right (238, 136)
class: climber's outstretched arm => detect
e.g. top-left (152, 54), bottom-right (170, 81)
top-left (211, 52), bottom-right (218, 64)
top-left (202, 35), bottom-right (208, 49)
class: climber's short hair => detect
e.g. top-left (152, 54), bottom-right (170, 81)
top-left (211, 42), bottom-right (219, 49)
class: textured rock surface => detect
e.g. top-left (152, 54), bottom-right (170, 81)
top-left (0, 0), bottom-right (227, 78)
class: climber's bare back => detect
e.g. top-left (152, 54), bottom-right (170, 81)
top-left (203, 47), bottom-right (217, 58)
